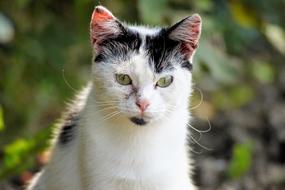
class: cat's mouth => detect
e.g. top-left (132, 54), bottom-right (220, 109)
top-left (129, 117), bottom-right (148, 126)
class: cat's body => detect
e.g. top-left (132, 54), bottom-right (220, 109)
top-left (27, 6), bottom-right (202, 190)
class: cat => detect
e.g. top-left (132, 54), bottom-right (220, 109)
top-left (27, 5), bottom-right (202, 190)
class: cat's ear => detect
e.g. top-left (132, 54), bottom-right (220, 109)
top-left (167, 14), bottom-right (202, 58)
top-left (90, 6), bottom-right (124, 50)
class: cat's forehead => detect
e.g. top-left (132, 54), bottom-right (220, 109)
top-left (128, 25), bottom-right (161, 36)
top-left (116, 53), bottom-right (155, 84)
top-left (95, 25), bottom-right (190, 74)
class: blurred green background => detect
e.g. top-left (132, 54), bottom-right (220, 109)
top-left (0, 0), bottom-right (285, 189)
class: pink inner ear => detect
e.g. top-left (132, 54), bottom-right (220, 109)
top-left (187, 14), bottom-right (201, 44)
top-left (181, 14), bottom-right (201, 45)
top-left (181, 43), bottom-right (198, 59)
top-left (169, 14), bottom-right (202, 59)
top-left (90, 6), bottom-right (117, 48)
top-left (91, 6), bottom-right (115, 24)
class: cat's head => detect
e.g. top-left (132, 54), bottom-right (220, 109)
top-left (90, 6), bottom-right (201, 126)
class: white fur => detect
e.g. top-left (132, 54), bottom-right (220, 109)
top-left (27, 21), bottom-right (199, 189)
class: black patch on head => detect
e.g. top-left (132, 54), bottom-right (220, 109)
top-left (146, 27), bottom-right (192, 73)
top-left (181, 60), bottom-right (193, 71)
top-left (58, 111), bottom-right (80, 145)
top-left (130, 117), bottom-right (147, 126)
top-left (95, 26), bottom-right (142, 63)
top-left (94, 53), bottom-right (105, 62)
top-left (145, 28), bottom-right (192, 73)
top-left (145, 29), bottom-right (178, 73)
top-left (94, 23), bottom-right (193, 72)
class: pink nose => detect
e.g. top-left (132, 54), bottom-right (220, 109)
top-left (136, 99), bottom-right (150, 112)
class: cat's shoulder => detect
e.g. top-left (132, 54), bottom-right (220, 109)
top-left (56, 83), bottom-right (92, 145)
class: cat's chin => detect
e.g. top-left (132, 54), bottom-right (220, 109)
top-left (129, 117), bottom-right (148, 126)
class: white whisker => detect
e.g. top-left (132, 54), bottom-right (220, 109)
top-left (190, 135), bottom-right (212, 151)
top-left (189, 146), bottom-right (203, 154)
top-left (190, 86), bottom-right (203, 110)
top-left (187, 122), bottom-right (211, 134)
top-left (102, 111), bottom-right (121, 121)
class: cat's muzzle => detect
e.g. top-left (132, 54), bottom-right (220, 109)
top-left (129, 117), bottom-right (148, 126)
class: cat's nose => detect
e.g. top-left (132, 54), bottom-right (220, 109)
top-left (136, 99), bottom-right (150, 112)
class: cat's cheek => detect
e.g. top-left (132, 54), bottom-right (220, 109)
top-left (147, 96), bottom-right (165, 116)
top-left (119, 94), bottom-right (137, 115)
top-left (158, 87), bottom-right (174, 101)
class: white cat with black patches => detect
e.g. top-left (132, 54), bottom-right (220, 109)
top-left (27, 5), bottom-right (202, 190)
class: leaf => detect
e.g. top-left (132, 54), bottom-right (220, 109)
top-left (229, 0), bottom-right (259, 28)
top-left (0, 106), bottom-right (4, 131)
top-left (230, 85), bottom-right (254, 107)
top-left (0, 125), bottom-right (54, 179)
top-left (3, 139), bottom-right (33, 168)
top-left (263, 23), bottom-right (285, 55)
top-left (251, 61), bottom-right (275, 84)
top-left (227, 142), bottom-right (253, 179)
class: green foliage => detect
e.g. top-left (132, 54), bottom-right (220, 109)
top-left (263, 23), bottom-right (285, 55)
top-left (251, 61), bottom-right (275, 84)
top-left (227, 142), bottom-right (253, 179)
top-left (0, 125), bottom-right (53, 179)
top-left (230, 85), bottom-right (254, 107)
top-left (0, 106), bottom-right (4, 131)
top-left (229, 0), bottom-right (260, 28)
top-left (196, 40), bottom-right (242, 85)
top-left (212, 85), bottom-right (254, 110)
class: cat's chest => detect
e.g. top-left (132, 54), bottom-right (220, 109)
top-left (87, 134), bottom-right (182, 178)
top-left (88, 175), bottom-right (186, 190)
top-left (83, 153), bottom-right (188, 190)
top-left (94, 146), bottom-right (178, 179)
top-left (82, 124), bottom-right (185, 180)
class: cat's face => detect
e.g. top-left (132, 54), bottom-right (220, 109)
top-left (90, 6), bottom-right (201, 126)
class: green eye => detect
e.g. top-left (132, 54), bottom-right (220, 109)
top-left (156, 76), bottom-right (173, 88)
top-left (115, 74), bottom-right (132, 85)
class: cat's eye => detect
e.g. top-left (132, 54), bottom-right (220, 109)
top-left (115, 74), bottom-right (132, 85)
top-left (156, 76), bottom-right (173, 88)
